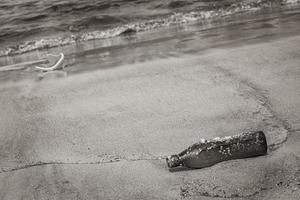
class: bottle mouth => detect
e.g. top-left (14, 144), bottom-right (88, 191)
top-left (166, 155), bottom-right (180, 168)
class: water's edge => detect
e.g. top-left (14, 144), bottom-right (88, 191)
top-left (1, 0), bottom-right (299, 57)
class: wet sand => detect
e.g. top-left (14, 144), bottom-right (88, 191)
top-left (0, 32), bottom-right (299, 199)
top-left (1, 6), bottom-right (300, 199)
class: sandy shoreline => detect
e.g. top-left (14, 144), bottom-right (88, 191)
top-left (0, 32), bottom-right (299, 199)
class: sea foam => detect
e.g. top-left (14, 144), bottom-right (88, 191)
top-left (0, 0), bottom-right (298, 57)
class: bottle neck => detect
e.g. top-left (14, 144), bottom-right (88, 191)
top-left (166, 154), bottom-right (182, 168)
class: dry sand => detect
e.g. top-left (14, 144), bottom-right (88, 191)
top-left (0, 34), bottom-right (299, 199)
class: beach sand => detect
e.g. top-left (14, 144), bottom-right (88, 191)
top-left (0, 31), bottom-right (300, 199)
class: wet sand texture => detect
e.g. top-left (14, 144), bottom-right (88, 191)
top-left (0, 35), bottom-right (299, 199)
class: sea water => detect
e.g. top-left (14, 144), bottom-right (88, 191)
top-left (0, 0), bottom-right (299, 56)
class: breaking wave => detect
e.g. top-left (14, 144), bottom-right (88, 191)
top-left (0, 0), bottom-right (299, 57)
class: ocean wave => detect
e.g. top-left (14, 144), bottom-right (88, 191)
top-left (0, 0), bottom-right (299, 57)
top-left (284, 0), bottom-right (300, 4)
top-left (43, 1), bottom-right (112, 13)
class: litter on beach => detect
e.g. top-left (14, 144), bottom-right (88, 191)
top-left (0, 52), bottom-right (65, 72)
top-left (35, 53), bottom-right (65, 72)
top-left (0, 59), bottom-right (48, 72)
top-left (167, 131), bottom-right (268, 169)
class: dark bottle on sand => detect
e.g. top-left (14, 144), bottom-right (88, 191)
top-left (166, 131), bottom-right (267, 169)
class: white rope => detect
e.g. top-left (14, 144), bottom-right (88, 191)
top-left (35, 53), bottom-right (65, 71)
top-left (0, 59), bottom-right (48, 72)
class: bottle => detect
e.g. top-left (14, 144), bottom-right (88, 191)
top-left (166, 131), bottom-right (267, 169)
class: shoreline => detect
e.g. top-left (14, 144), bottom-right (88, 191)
top-left (1, 1), bottom-right (300, 58)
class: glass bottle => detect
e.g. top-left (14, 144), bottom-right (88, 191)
top-left (166, 131), bottom-right (267, 169)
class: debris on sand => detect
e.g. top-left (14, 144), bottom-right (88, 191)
top-left (167, 131), bottom-right (268, 169)
top-left (0, 59), bottom-right (48, 72)
top-left (35, 53), bottom-right (65, 72)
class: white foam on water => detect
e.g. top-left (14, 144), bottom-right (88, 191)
top-left (0, 0), bottom-right (299, 57)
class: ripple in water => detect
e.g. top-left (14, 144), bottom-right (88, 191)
top-left (0, 0), bottom-right (299, 56)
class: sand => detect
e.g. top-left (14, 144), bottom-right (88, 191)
top-left (0, 33), bottom-right (299, 199)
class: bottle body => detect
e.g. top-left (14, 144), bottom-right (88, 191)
top-left (166, 131), bottom-right (267, 169)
